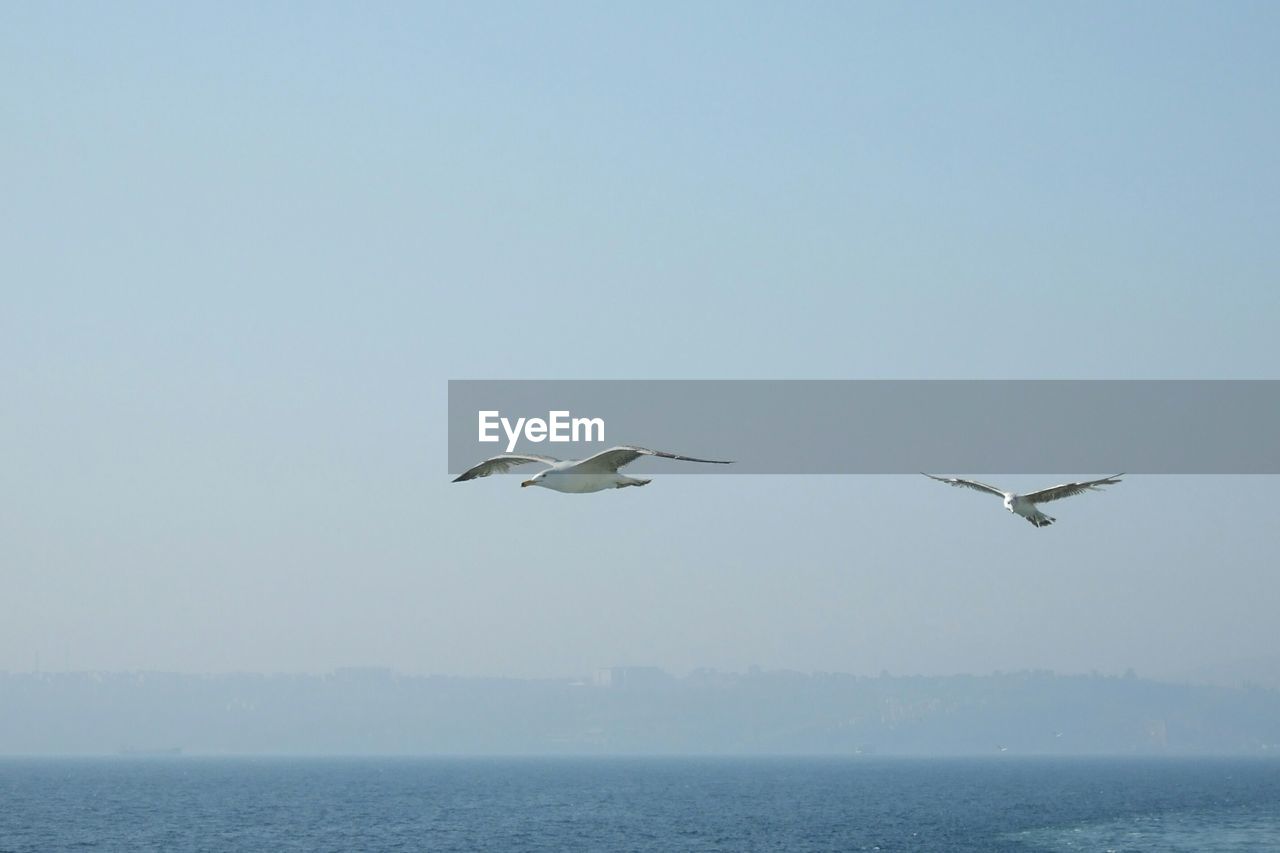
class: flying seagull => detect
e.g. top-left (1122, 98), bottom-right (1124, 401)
top-left (453, 446), bottom-right (733, 493)
top-left (922, 473), bottom-right (1124, 527)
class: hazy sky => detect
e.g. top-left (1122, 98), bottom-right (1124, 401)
top-left (3, 3), bottom-right (1278, 680)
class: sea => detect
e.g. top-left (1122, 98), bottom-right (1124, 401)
top-left (1, 756), bottom-right (1278, 852)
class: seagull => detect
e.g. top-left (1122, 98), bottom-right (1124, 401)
top-left (452, 446), bottom-right (733, 493)
top-left (922, 473), bottom-right (1124, 527)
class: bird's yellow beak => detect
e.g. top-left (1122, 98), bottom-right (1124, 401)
top-left (521, 479), bottom-right (535, 488)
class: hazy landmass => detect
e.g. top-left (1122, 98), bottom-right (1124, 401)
top-left (2, 667), bottom-right (1277, 757)
top-left (1155, 656), bottom-right (1280, 692)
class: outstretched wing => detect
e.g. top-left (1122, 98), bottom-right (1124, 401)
top-left (573, 446), bottom-right (734, 473)
top-left (452, 454), bottom-right (560, 482)
top-left (1024, 474), bottom-right (1124, 504)
top-left (922, 473), bottom-right (1007, 498)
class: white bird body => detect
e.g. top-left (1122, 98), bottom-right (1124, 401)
top-left (924, 473), bottom-right (1124, 527)
top-left (1005, 493), bottom-right (1049, 526)
top-left (453, 446), bottom-right (732, 493)
top-left (524, 461), bottom-right (651, 493)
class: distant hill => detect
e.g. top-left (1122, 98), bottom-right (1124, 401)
top-left (1154, 656), bottom-right (1280, 691)
top-left (1, 668), bottom-right (1277, 756)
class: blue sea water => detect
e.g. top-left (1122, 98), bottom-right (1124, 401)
top-left (1, 757), bottom-right (1277, 852)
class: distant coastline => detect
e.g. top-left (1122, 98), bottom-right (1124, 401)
top-left (117, 746), bottom-right (182, 757)
top-left (3, 668), bottom-right (1277, 757)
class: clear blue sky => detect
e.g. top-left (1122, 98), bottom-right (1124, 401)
top-left (3, 3), bottom-right (1277, 679)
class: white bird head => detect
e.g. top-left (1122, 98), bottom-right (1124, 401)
top-left (521, 472), bottom-right (546, 489)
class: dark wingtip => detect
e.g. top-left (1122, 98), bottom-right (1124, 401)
top-left (451, 473), bottom-right (471, 483)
